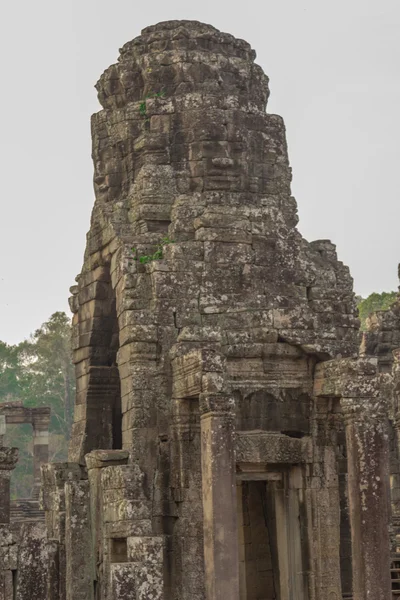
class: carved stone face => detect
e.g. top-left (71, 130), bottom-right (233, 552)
top-left (93, 133), bottom-right (129, 203)
top-left (197, 139), bottom-right (245, 192)
top-left (87, 19), bottom-right (358, 363)
top-left (91, 21), bottom-right (270, 206)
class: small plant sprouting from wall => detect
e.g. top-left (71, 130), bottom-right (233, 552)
top-left (139, 90), bottom-right (166, 120)
top-left (131, 236), bottom-right (174, 265)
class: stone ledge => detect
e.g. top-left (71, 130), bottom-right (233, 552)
top-left (85, 450), bottom-right (129, 470)
top-left (235, 431), bottom-right (311, 466)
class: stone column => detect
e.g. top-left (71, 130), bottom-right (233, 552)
top-left (65, 480), bottom-right (94, 600)
top-left (85, 449), bottom-right (129, 596)
top-left (200, 393), bottom-right (239, 600)
top-left (305, 398), bottom-right (343, 600)
top-left (32, 408), bottom-right (50, 500)
top-left (314, 357), bottom-right (393, 600)
top-left (0, 447), bottom-right (18, 523)
top-left (16, 522), bottom-right (49, 600)
top-left (46, 539), bottom-right (60, 600)
top-left (342, 396), bottom-right (392, 600)
top-left (40, 462), bottom-right (83, 600)
top-left (169, 396), bottom-right (204, 600)
top-left (0, 447), bottom-right (17, 600)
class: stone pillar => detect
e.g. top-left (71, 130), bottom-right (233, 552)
top-left (16, 522), bottom-right (48, 600)
top-left (200, 393), bottom-right (239, 600)
top-left (127, 536), bottom-right (164, 600)
top-left (0, 447), bottom-right (18, 600)
top-left (46, 539), bottom-right (60, 600)
top-left (65, 480), bottom-right (94, 600)
top-left (110, 564), bottom-right (136, 600)
top-left (169, 395), bottom-right (204, 600)
top-left (314, 357), bottom-right (393, 600)
top-left (40, 462), bottom-right (83, 600)
top-left (305, 398), bottom-right (343, 600)
top-left (85, 449), bottom-right (129, 596)
top-left (32, 408), bottom-right (50, 500)
top-left (101, 462), bottom-right (153, 600)
top-left (0, 447), bottom-right (18, 524)
top-left (171, 345), bottom-right (227, 600)
top-left (342, 396), bottom-right (392, 600)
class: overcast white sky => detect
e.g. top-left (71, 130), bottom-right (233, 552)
top-left (0, 0), bottom-right (399, 344)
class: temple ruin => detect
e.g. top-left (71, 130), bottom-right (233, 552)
top-left (1, 19), bottom-right (399, 600)
top-left (0, 402), bottom-right (50, 518)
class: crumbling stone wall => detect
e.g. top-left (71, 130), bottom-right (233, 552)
top-left (0, 404), bottom-right (51, 600)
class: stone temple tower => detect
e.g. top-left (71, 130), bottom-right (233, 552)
top-left (1, 19), bottom-right (394, 600)
top-left (64, 19), bottom-right (391, 600)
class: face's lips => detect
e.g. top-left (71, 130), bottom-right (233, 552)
top-left (211, 157), bottom-right (235, 168)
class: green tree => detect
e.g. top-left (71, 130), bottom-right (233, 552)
top-left (18, 312), bottom-right (75, 439)
top-left (0, 341), bottom-right (21, 399)
top-left (357, 291), bottom-right (398, 331)
top-left (1, 311), bottom-right (75, 498)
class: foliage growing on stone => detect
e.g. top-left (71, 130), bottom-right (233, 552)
top-left (139, 90), bottom-right (166, 119)
top-left (357, 291), bottom-right (398, 331)
top-left (131, 236), bottom-right (174, 264)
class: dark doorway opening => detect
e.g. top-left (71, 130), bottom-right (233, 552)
top-left (237, 481), bottom-right (280, 600)
top-left (237, 471), bottom-right (309, 600)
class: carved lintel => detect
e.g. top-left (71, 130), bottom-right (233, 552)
top-left (235, 431), bottom-right (311, 465)
top-left (199, 393), bottom-right (235, 417)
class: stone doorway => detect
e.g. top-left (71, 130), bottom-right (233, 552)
top-left (237, 469), bottom-right (309, 600)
